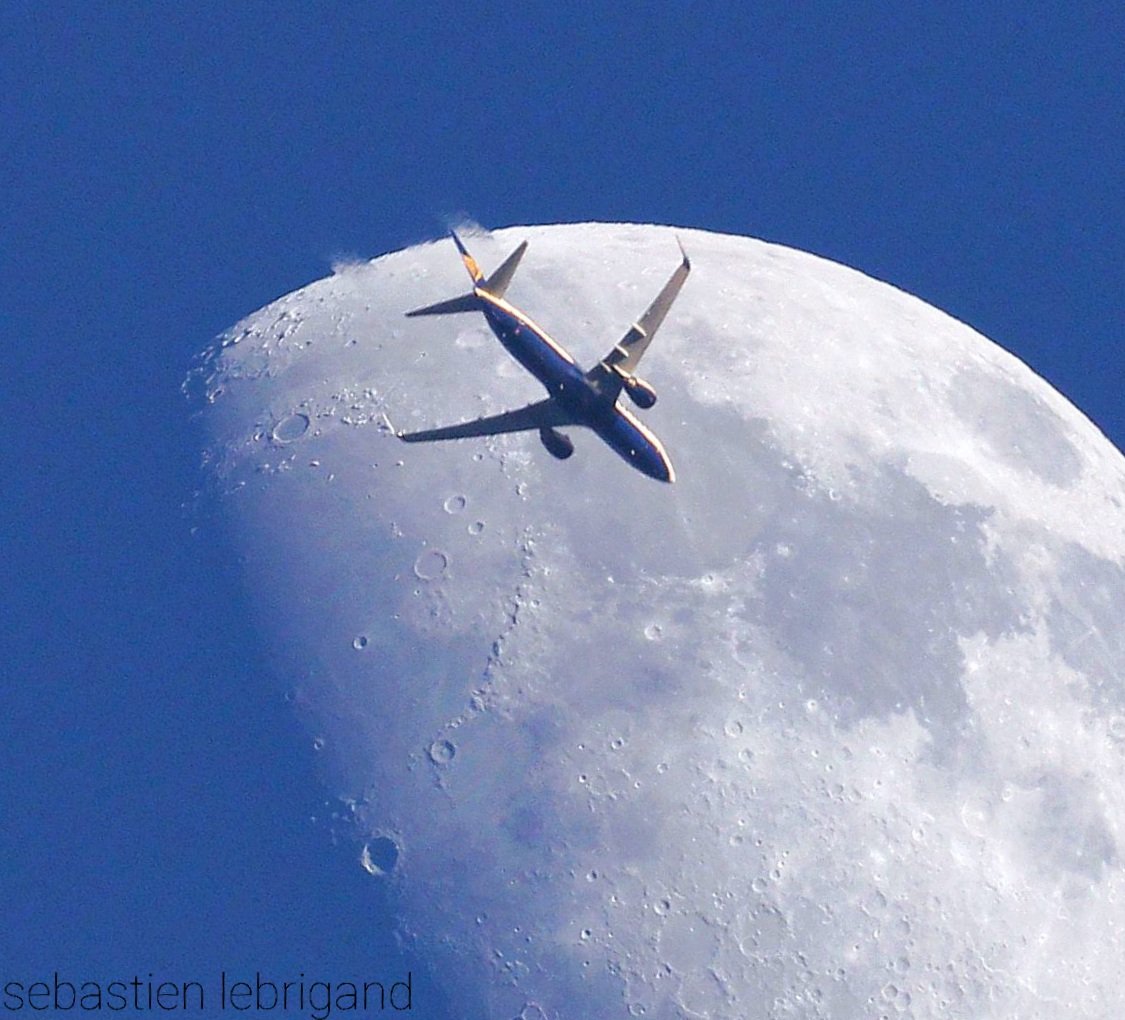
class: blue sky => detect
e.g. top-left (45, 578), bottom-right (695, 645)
top-left (2, 4), bottom-right (1121, 1016)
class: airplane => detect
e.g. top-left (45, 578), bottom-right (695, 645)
top-left (398, 230), bottom-right (691, 482)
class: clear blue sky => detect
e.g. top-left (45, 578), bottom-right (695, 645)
top-left (2, 4), bottom-right (1121, 1016)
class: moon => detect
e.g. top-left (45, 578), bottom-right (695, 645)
top-left (189, 224), bottom-right (1125, 1018)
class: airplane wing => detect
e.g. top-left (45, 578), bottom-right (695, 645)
top-left (398, 398), bottom-right (575, 443)
top-left (588, 240), bottom-right (691, 384)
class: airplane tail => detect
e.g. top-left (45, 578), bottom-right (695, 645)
top-left (404, 292), bottom-right (481, 317)
top-left (405, 230), bottom-right (528, 317)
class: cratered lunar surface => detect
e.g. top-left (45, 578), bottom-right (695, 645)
top-left (189, 224), bottom-right (1125, 1019)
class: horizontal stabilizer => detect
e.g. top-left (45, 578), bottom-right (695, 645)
top-left (483, 241), bottom-right (528, 299)
top-left (404, 292), bottom-right (482, 318)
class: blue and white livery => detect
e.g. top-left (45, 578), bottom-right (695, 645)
top-left (399, 231), bottom-right (690, 483)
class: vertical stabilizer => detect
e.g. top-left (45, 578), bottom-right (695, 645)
top-left (450, 230), bottom-right (485, 283)
top-left (405, 231), bottom-right (528, 316)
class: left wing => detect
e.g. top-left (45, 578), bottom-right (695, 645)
top-left (589, 239), bottom-right (691, 385)
top-left (398, 398), bottom-right (574, 443)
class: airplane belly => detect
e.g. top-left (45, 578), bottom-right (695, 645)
top-left (486, 308), bottom-right (580, 394)
top-left (480, 302), bottom-right (672, 481)
top-left (595, 409), bottom-right (675, 483)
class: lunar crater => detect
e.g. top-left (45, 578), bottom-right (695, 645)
top-left (195, 223), bottom-right (1125, 1020)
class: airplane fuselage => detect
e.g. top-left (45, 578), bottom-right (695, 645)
top-left (400, 230), bottom-right (688, 483)
top-left (477, 290), bottom-right (674, 482)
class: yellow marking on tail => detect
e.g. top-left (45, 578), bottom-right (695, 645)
top-left (461, 253), bottom-right (482, 280)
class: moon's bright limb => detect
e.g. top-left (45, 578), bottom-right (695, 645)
top-left (190, 224), bottom-right (1125, 1019)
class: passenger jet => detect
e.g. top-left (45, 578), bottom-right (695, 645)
top-left (398, 231), bottom-right (690, 482)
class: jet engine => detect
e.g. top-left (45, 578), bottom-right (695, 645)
top-left (539, 427), bottom-right (574, 460)
top-left (623, 375), bottom-right (657, 409)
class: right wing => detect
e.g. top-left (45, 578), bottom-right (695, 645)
top-left (588, 240), bottom-right (691, 385)
top-left (398, 398), bottom-right (574, 443)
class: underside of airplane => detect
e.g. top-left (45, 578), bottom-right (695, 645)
top-left (398, 230), bottom-right (690, 482)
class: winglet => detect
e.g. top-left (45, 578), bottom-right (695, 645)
top-left (675, 234), bottom-right (691, 271)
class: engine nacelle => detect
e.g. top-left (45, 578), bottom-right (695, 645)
top-left (623, 375), bottom-right (657, 409)
top-left (539, 427), bottom-right (575, 460)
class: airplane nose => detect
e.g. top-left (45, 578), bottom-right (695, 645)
top-left (638, 446), bottom-right (675, 483)
top-left (604, 411), bottom-right (675, 483)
